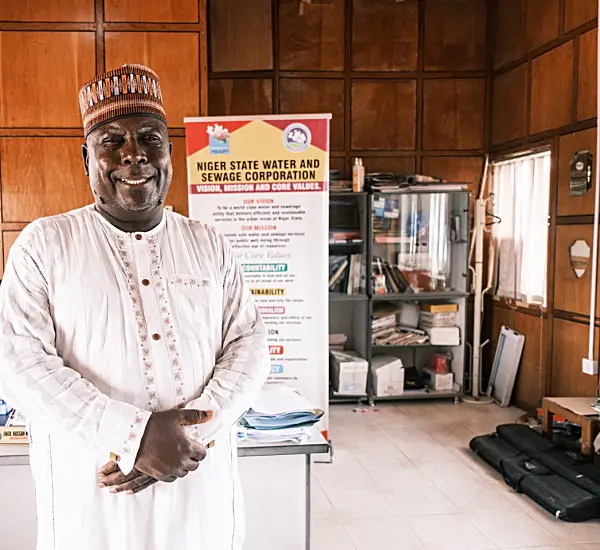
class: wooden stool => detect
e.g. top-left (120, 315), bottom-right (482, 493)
top-left (541, 397), bottom-right (600, 456)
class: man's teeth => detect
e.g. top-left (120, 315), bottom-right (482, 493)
top-left (122, 178), bottom-right (149, 185)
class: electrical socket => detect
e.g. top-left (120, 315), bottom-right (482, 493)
top-left (582, 358), bottom-right (598, 375)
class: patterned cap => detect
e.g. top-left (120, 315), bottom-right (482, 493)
top-left (78, 64), bottom-right (167, 137)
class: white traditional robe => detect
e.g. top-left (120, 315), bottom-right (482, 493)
top-left (0, 205), bottom-right (270, 550)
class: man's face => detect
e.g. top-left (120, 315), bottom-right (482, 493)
top-left (83, 115), bottom-right (172, 217)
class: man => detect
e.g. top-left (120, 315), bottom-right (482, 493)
top-left (0, 64), bottom-right (270, 550)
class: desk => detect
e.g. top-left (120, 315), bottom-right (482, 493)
top-left (238, 433), bottom-right (330, 550)
top-left (541, 397), bottom-right (600, 456)
top-left (0, 433), bottom-right (330, 550)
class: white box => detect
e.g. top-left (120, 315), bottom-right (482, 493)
top-left (372, 355), bottom-right (404, 396)
top-left (424, 368), bottom-right (454, 391)
top-left (425, 326), bottom-right (460, 346)
top-left (330, 350), bottom-right (368, 395)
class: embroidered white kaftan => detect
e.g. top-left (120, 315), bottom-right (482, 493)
top-left (0, 205), bottom-right (270, 550)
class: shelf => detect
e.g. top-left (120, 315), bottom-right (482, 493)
top-left (329, 293), bottom-right (368, 302)
top-left (372, 390), bottom-right (459, 402)
top-left (329, 242), bottom-right (364, 253)
top-left (370, 291), bottom-right (468, 301)
top-left (372, 343), bottom-right (459, 351)
top-left (329, 392), bottom-right (368, 403)
top-left (329, 191), bottom-right (367, 197)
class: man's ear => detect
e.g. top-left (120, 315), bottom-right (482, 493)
top-left (82, 144), bottom-right (90, 176)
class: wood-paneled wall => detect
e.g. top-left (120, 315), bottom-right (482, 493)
top-left (489, 0), bottom-right (598, 411)
top-left (206, 0), bottom-right (488, 193)
top-left (0, 0), bottom-right (208, 277)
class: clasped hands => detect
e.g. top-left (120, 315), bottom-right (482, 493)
top-left (97, 408), bottom-right (213, 496)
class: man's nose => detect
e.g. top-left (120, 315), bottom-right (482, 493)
top-left (121, 139), bottom-right (147, 166)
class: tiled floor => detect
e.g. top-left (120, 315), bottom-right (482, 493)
top-left (312, 401), bottom-right (600, 550)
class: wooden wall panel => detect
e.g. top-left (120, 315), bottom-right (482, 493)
top-left (551, 318), bottom-right (598, 397)
top-left (105, 32), bottom-right (200, 127)
top-left (0, 0), bottom-right (94, 21)
top-left (554, 225), bottom-right (597, 316)
top-left (165, 137), bottom-right (189, 217)
top-left (513, 312), bottom-right (545, 410)
top-left (492, 64), bottom-right (528, 145)
top-left (577, 29), bottom-right (598, 122)
top-left (329, 157), bottom-right (346, 177)
top-left (422, 79), bottom-right (486, 150)
top-left (352, 0), bottom-right (419, 71)
top-left (423, 0), bottom-right (486, 71)
top-left (493, 0), bottom-right (526, 69)
top-left (279, 0), bottom-right (344, 71)
top-left (525, 0), bottom-right (559, 52)
top-left (2, 231), bottom-right (20, 279)
top-left (208, 79), bottom-right (273, 116)
top-left (362, 157), bottom-right (416, 177)
top-left (421, 156), bottom-right (484, 188)
top-left (557, 128), bottom-right (597, 216)
top-left (564, 0), bottom-right (598, 33)
top-left (280, 79), bottom-right (345, 152)
top-left (104, 0), bottom-right (199, 22)
top-left (209, 0), bottom-right (272, 72)
top-left (530, 41), bottom-right (574, 135)
top-left (0, 32), bottom-right (96, 128)
top-left (0, 138), bottom-right (91, 222)
top-left (351, 81), bottom-right (417, 151)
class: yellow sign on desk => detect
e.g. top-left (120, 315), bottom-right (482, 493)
top-left (0, 426), bottom-right (29, 444)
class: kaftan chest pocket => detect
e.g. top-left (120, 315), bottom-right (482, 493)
top-left (167, 273), bottom-right (221, 341)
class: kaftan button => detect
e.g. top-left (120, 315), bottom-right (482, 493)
top-left (142, 279), bottom-right (150, 286)
top-left (135, 234), bottom-right (143, 240)
top-left (152, 333), bottom-right (161, 341)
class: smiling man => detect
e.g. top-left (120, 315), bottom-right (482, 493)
top-left (0, 64), bottom-right (269, 550)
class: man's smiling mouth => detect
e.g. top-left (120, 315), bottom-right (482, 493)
top-left (117, 176), bottom-right (153, 186)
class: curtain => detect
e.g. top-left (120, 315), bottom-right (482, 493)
top-left (493, 151), bottom-right (551, 305)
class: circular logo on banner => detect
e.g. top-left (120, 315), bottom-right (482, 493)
top-left (283, 123), bottom-right (311, 152)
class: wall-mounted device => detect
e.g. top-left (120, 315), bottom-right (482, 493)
top-left (570, 150), bottom-right (593, 196)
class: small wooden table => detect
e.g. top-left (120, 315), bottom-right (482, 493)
top-left (541, 397), bottom-right (600, 456)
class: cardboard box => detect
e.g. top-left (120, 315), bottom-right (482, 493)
top-left (422, 303), bottom-right (458, 314)
top-left (424, 368), bottom-right (454, 391)
top-left (330, 350), bottom-right (368, 396)
top-left (372, 355), bottom-right (405, 396)
top-left (425, 326), bottom-right (460, 346)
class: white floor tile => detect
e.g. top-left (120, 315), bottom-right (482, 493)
top-left (326, 488), bottom-right (397, 519)
top-left (316, 402), bottom-right (600, 550)
top-left (469, 511), bottom-right (559, 548)
top-left (408, 514), bottom-right (496, 550)
top-left (344, 517), bottom-right (425, 550)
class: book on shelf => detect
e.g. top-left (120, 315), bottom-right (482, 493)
top-left (371, 256), bottom-right (413, 295)
top-left (329, 254), bottom-right (365, 294)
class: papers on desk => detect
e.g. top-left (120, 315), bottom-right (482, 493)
top-left (238, 386), bottom-right (323, 444)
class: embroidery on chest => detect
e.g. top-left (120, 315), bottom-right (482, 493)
top-left (169, 273), bottom-right (211, 288)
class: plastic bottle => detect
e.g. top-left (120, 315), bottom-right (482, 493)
top-left (352, 157), bottom-right (361, 192)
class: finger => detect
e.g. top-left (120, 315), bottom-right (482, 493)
top-left (98, 468), bottom-right (141, 488)
top-left (109, 475), bottom-right (156, 494)
top-left (98, 461), bottom-right (120, 476)
top-left (188, 440), bottom-right (208, 462)
top-left (159, 475), bottom-right (178, 483)
top-left (178, 409), bottom-right (214, 426)
top-left (182, 459), bottom-right (201, 473)
top-left (129, 478), bottom-right (159, 495)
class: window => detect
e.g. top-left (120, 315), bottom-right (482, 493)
top-left (492, 150), bottom-right (551, 306)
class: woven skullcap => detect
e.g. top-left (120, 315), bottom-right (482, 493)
top-left (78, 64), bottom-right (167, 137)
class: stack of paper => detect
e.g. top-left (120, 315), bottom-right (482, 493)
top-left (238, 386), bottom-right (323, 444)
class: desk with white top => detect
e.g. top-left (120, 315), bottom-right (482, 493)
top-left (0, 431), bottom-right (330, 550)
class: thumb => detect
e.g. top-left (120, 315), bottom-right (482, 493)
top-left (178, 409), bottom-right (214, 426)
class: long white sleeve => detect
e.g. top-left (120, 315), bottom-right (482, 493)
top-left (185, 233), bottom-right (270, 444)
top-left (0, 237), bottom-right (150, 474)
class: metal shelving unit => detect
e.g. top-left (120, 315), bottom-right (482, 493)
top-left (328, 188), bottom-right (470, 405)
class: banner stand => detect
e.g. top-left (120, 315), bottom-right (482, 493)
top-left (185, 114), bottom-right (331, 437)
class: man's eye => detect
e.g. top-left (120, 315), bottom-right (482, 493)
top-left (103, 138), bottom-right (121, 144)
top-left (144, 135), bottom-right (160, 142)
